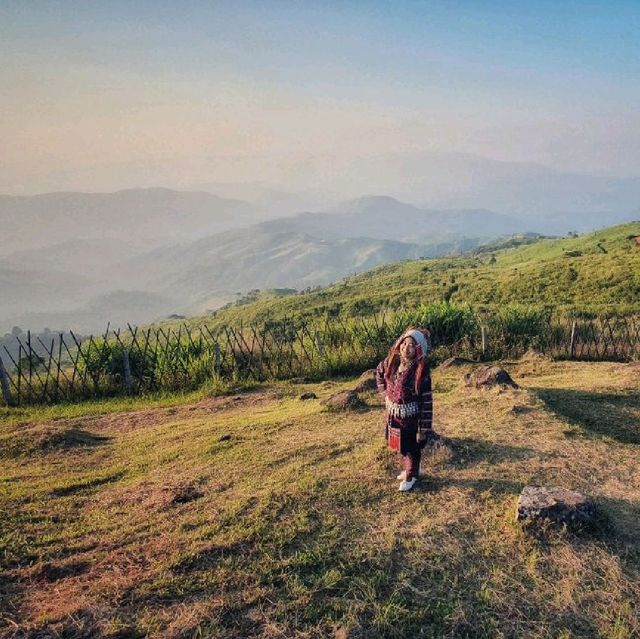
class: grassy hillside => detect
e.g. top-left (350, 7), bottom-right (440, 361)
top-left (187, 222), bottom-right (640, 330)
top-left (117, 196), bottom-right (537, 318)
top-left (1, 359), bottom-right (638, 637)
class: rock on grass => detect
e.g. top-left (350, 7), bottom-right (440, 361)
top-left (353, 369), bottom-right (378, 393)
top-left (464, 365), bottom-right (518, 389)
top-left (321, 390), bottom-right (364, 411)
top-left (516, 486), bottom-right (596, 528)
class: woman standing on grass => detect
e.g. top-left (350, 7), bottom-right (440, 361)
top-left (376, 327), bottom-right (436, 492)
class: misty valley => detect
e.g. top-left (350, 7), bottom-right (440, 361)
top-left (2, 175), bottom-right (639, 335)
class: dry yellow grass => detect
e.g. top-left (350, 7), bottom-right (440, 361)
top-left (1, 360), bottom-right (638, 638)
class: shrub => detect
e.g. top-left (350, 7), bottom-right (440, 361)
top-left (486, 305), bottom-right (551, 353)
top-left (405, 303), bottom-right (479, 347)
top-left (78, 340), bottom-right (156, 387)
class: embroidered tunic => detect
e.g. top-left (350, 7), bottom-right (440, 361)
top-left (375, 359), bottom-right (433, 455)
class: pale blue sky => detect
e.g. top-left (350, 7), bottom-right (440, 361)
top-left (2, 1), bottom-right (639, 193)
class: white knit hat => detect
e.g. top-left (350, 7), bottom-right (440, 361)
top-left (400, 329), bottom-right (431, 359)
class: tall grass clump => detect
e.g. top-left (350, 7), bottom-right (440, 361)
top-left (378, 302), bottom-right (481, 361)
top-left (485, 305), bottom-right (551, 357)
top-left (409, 302), bottom-right (480, 347)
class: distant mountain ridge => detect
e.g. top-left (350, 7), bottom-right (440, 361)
top-left (256, 151), bottom-right (640, 219)
top-left (116, 198), bottom-right (533, 311)
top-left (2, 186), bottom-right (638, 333)
top-left (259, 196), bottom-right (525, 242)
top-left (0, 188), bottom-right (262, 255)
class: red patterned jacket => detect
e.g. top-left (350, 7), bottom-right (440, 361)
top-left (375, 359), bottom-right (433, 439)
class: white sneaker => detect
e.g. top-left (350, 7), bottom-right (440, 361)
top-left (398, 478), bottom-right (417, 492)
top-left (397, 470), bottom-right (421, 480)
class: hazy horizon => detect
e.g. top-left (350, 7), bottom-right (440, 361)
top-left (2, 1), bottom-right (639, 196)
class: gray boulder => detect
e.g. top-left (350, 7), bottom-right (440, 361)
top-left (515, 486), bottom-right (595, 527)
top-left (353, 369), bottom-right (377, 393)
top-left (321, 390), bottom-right (364, 411)
top-left (464, 365), bottom-right (518, 388)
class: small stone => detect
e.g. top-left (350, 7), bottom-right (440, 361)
top-left (353, 369), bottom-right (377, 393)
top-left (515, 486), bottom-right (596, 527)
top-left (299, 392), bottom-right (317, 400)
top-left (464, 365), bottom-right (518, 389)
top-left (321, 390), bottom-right (364, 411)
top-left (245, 607), bottom-right (263, 623)
top-left (218, 434), bottom-right (232, 442)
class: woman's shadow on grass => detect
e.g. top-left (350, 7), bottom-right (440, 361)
top-left (417, 475), bottom-right (524, 496)
top-left (533, 388), bottom-right (640, 444)
top-left (412, 437), bottom-right (537, 496)
top-left (442, 437), bottom-right (537, 468)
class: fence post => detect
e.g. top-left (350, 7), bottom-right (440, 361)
top-left (569, 320), bottom-right (577, 359)
top-left (123, 349), bottom-right (133, 394)
top-left (0, 355), bottom-right (12, 406)
top-left (481, 326), bottom-right (486, 361)
top-left (213, 344), bottom-right (222, 377)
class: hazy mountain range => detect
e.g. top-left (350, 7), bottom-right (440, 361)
top-left (2, 156), bottom-right (639, 333)
top-left (29, 150), bottom-right (640, 215)
top-left (386, 152), bottom-right (640, 217)
top-left (190, 151), bottom-right (640, 218)
top-left (2, 193), bottom-right (507, 332)
top-left (0, 188), bottom-right (263, 256)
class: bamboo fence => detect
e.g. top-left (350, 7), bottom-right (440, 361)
top-left (1, 313), bottom-right (638, 407)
